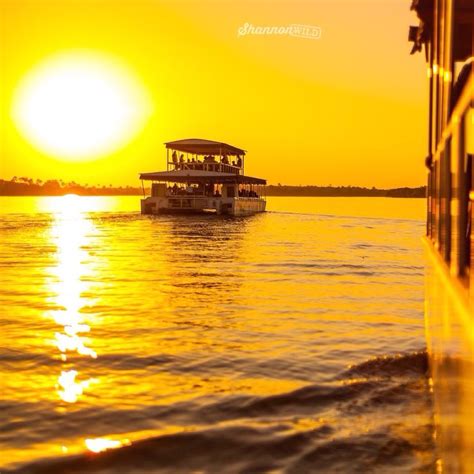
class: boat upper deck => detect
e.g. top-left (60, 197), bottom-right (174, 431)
top-left (140, 137), bottom-right (266, 185)
top-left (165, 138), bottom-right (246, 175)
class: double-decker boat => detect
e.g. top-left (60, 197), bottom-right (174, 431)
top-left (139, 138), bottom-right (266, 216)
top-left (409, 0), bottom-right (473, 471)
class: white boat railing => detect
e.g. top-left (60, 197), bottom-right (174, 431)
top-left (167, 197), bottom-right (213, 209)
top-left (167, 161), bottom-right (241, 174)
top-left (163, 195), bottom-right (265, 209)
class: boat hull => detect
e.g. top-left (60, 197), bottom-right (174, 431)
top-left (424, 238), bottom-right (474, 473)
top-left (141, 196), bottom-right (266, 216)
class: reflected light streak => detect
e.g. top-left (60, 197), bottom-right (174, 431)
top-left (55, 332), bottom-right (97, 358)
top-left (57, 370), bottom-right (92, 403)
top-left (46, 195), bottom-right (98, 402)
top-left (85, 438), bottom-right (131, 453)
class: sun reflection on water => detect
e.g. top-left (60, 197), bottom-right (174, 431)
top-left (46, 195), bottom-right (98, 403)
top-left (85, 437), bottom-right (131, 453)
top-left (57, 370), bottom-right (92, 404)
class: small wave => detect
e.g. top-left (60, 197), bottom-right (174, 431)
top-left (287, 426), bottom-right (433, 474)
top-left (341, 350), bottom-right (428, 379)
top-left (6, 426), bottom-right (322, 474)
top-left (7, 422), bottom-right (433, 474)
top-left (4, 350), bottom-right (433, 473)
top-left (268, 209), bottom-right (424, 224)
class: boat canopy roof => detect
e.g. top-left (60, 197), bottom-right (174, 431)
top-left (140, 170), bottom-right (266, 185)
top-left (165, 138), bottom-right (245, 156)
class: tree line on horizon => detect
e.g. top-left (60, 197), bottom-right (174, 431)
top-left (0, 177), bottom-right (426, 198)
top-left (265, 184), bottom-right (426, 198)
top-left (0, 177), bottom-right (143, 196)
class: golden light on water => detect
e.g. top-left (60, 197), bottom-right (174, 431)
top-left (12, 52), bottom-right (152, 161)
top-left (0, 196), bottom-right (433, 470)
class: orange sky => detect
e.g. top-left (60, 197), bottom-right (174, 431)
top-left (0, 0), bottom-right (428, 187)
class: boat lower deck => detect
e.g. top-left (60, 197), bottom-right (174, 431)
top-left (141, 195), bottom-right (266, 216)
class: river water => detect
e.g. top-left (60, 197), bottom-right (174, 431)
top-left (0, 196), bottom-right (434, 473)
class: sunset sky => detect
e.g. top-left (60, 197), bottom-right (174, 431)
top-left (0, 0), bottom-right (428, 187)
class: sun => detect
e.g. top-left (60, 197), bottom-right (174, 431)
top-left (12, 51), bottom-right (152, 161)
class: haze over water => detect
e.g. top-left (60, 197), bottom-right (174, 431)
top-left (0, 196), bottom-right (434, 473)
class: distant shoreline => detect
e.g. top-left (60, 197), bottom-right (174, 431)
top-left (0, 179), bottom-right (426, 198)
top-left (265, 185), bottom-right (426, 198)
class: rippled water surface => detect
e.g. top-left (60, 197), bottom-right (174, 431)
top-left (0, 196), bottom-right (434, 473)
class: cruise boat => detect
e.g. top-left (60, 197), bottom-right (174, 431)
top-left (139, 139), bottom-right (266, 216)
top-left (409, 0), bottom-right (473, 471)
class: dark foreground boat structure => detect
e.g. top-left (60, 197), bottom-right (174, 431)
top-left (410, 0), bottom-right (473, 471)
top-left (140, 139), bottom-right (266, 215)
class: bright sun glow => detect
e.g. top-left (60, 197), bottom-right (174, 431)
top-left (12, 51), bottom-right (152, 161)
